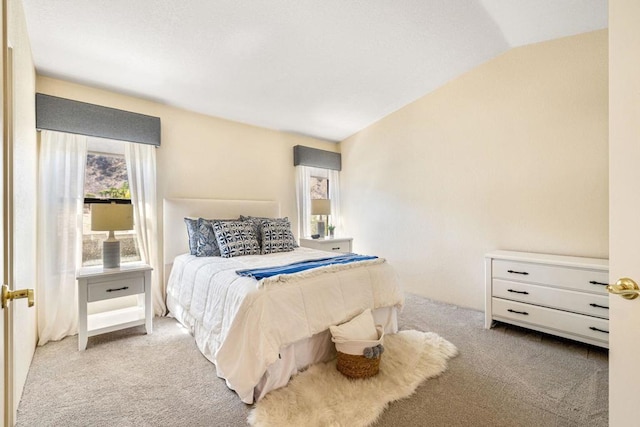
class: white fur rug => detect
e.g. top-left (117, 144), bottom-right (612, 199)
top-left (247, 330), bottom-right (458, 427)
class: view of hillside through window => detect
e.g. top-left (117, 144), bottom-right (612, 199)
top-left (310, 176), bottom-right (329, 235)
top-left (85, 153), bottom-right (130, 199)
top-left (82, 152), bottom-right (140, 266)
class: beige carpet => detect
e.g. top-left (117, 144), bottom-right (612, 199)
top-left (16, 294), bottom-right (608, 426)
top-left (248, 330), bottom-right (458, 427)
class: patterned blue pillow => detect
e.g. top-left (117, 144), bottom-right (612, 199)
top-left (194, 218), bottom-right (243, 257)
top-left (195, 218), bottom-right (220, 257)
top-left (212, 220), bottom-right (261, 258)
top-left (184, 218), bottom-right (199, 255)
top-left (240, 215), bottom-right (298, 248)
top-left (260, 218), bottom-right (296, 254)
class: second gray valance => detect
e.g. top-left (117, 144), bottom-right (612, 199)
top-left (293, 145), bottom-right (341, 171)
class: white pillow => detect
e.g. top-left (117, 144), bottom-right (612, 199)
top-left (330, 309), bottom-right (378, 341)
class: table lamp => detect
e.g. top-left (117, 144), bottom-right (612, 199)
top-left (311, 199), bottom-right (331, 238)
top-left (91, 202), bottom-right (134, 268)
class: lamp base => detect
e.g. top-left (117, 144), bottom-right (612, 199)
top-left (317, 221), bottom-right (325, 238)
top-left (103, 240), bottom-right (121, 268)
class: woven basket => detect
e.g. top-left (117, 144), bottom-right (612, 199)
top-left (332, 325), bottom-right (384, 379)
top-left (336, 351), bottom-right (381, 379)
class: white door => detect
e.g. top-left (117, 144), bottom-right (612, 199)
top-left (609, 1), bottom-right (640, 426)
top-left (0, 0), bottom-right (7, 425)
top-left (0, 0), bottom-right (5, 420)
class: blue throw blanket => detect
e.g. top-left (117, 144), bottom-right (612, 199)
top-left (236, 254), bottom-right (379, 280)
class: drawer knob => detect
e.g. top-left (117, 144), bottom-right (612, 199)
top-left (589, 326), bottom-right (609, 334)
top-left (507, 309), bottom-right (528, 315)
top-left (507, 270), bottom-right (529, 275)
top-left (607, 278), bottom-right (640, 300)
top-left (106, 286), bottom-right (129, 293)
top-left (507, 289), bottom-right (529, 295)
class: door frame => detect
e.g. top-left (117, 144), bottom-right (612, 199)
top-left (2, 0), bottom-right (14, 423)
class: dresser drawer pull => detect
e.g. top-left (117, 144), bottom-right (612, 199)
top-left (507, 289), bottom-right (529, 295)
top-left (106, 286), bottom-right (129, 293)
top-left (332, 247), bottom-right (341, 250)
top-left (589, 281), bottom-right (608, 286)
top-left (507, 309), bottom-right (528, 315)
top-left (589, 326), bottom-right (609, 334)
top-left (589, 303), bottom-right (609, 310)
top-left (507, 270), bottom-right (529, 275)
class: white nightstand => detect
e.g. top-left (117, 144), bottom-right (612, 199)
top-left (299, 237), bottom-right (353, 253)
top-left (76, 263), bottom-right (153, 351)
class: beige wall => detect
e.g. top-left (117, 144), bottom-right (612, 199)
top-left (36, 76), bottom-right (338, 278)
top-left (340, 30), bottom-right (608, 311)
top-left (9, 0), bottom-right (37, 412)
top-left (34, 31), bottom-right (608, 314)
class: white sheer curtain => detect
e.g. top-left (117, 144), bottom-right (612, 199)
top-left (125, 143), bottom-right (164, 315)
top-left (328, 169), bottom-right (342, 233)
top-left (295, 165), bottom-right (342, 238)
top-left (295, 166), bottom-right (312, 238)
top-left (37, 130), bottom-right (87, 346)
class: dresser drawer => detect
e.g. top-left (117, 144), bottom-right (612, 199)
top-left (493, 259), bottom-right (608, 294)
top-left (492, 298), bottom-right (609, 344)
top-left (493, 279), bottom-right (610, 319)
top-left (87, 276), bottom-right (145, 302)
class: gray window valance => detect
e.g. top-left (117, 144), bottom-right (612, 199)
top-left (35, 93), bottom-right (161, 146)
top-left (293, 145), bottom-right (341, 171)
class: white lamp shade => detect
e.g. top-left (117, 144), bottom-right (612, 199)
top-left (311, 199), bottom-right (331, 215)
top-left (91, 203), bottom-right (134, 231)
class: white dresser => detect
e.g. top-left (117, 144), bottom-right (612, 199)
top-left (485, 250), bottom-right (609, 348)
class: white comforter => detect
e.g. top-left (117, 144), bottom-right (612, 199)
top-left (166, 247), bottom-right (404, 403)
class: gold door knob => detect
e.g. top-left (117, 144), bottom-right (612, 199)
top-left (607, 278), bottom-right (640, 300)
top-left (1, 284), bottom-right (35, 309)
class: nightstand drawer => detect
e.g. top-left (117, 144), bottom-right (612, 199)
top-left (87, 276), bottom-right (144, 302)
top-left (322, 241), bottom-right (351, 252)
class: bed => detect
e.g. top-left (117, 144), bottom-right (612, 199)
top-left (163, 198), bottom-right (404, 404)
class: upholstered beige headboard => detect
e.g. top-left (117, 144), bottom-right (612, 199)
top-left (162, 198), bottom-right (280, 282)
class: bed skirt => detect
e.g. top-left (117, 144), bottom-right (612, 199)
top-left (254, 306), bottom-right (398, 401)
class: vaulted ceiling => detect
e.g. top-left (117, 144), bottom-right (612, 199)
top-left (22, 1), bottom-right (607, 141)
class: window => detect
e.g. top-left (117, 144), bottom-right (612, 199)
top-left (296, 165), bottom-right (341, 238)
top-left (82, 138), bottom-right (140, 266)
top-left (310, 175), bottom-right (329, 235)
top-left (310, 176), bottom-right (329, 199)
